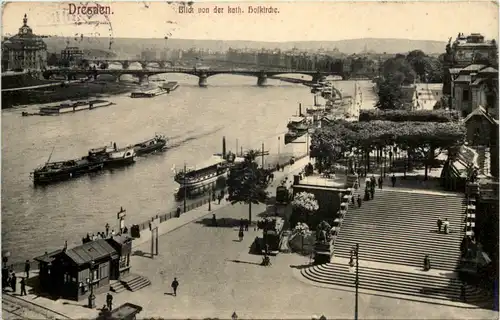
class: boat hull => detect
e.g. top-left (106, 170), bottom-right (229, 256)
top-left (102, 156), bottom-right (136, 168)
top-left (134, 140), bottom-right (167, 156)
top-left (285, 131), bottom-right (307, 145)
top-left (33, 162), bottom-right (104, 185)
top-left (175, 170), bottom-right (228, 189)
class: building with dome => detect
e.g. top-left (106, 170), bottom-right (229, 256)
top-left (1, 14), bottom-right (48, 71)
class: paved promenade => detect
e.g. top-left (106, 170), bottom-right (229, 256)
top-left (7, 155), bottom-right (498, 319)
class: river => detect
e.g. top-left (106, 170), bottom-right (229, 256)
top-left (1, 73), bottom-right (364, 264)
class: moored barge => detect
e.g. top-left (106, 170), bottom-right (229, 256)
top-left (37, 99), bottom-right (113, 116)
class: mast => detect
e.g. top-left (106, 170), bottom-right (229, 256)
top-left (46, 146), bottom-right (55, 165)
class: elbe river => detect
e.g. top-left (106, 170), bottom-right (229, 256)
top-left (1, 72), bottom-right (359, 263)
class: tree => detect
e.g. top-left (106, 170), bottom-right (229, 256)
top-left (226, 150), bottom-right (269, 223)
top-left (47, 53), bottom-right (58, 66)
top-left (291, 191), bottom-right (319, 225)
top-left (359, 109), bottom-right (460, 122)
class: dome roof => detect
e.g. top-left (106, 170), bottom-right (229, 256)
top-left (2, 14), bottom-right (47, 50)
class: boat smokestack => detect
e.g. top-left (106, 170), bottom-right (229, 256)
top-left (299, 103), bottom-right (302, 116)
top-left (222, 136), bottom-right (226, 159)
top-left (314, 95), bottom-right (317, 106)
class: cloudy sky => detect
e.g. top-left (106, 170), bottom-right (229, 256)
top-left (2, 1), bottom-right (498, 42)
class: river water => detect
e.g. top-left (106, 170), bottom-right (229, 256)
top-left (1, 73), bottom-right (362, 263)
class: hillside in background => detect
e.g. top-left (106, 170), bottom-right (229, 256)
top-left (43, 37), bottom-right (447, 58)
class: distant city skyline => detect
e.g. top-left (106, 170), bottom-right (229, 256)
top-left (2, 1), bottom-right (498, 42)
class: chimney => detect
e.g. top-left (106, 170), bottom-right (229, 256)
top-left (222, 136), bottom-right (226, 159)
top-left (63, 240), bottom-right (68, 252)
top-left (299, 103), bottom-right (302, 116)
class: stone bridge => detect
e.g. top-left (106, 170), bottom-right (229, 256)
top-left (42, 68), bottom-right (344, 87)
top-left (88, 59), bottom-right (175, 70)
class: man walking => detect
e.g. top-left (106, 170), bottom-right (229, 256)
top-left (171, 278), bottom-right (179, 296)
top-left (105, 223), bottom-right (110, 237)
top-left (357, 195), bottom-right (362, 208)
top-left (378, 176), bottom-right (383, 189)
top-left (106, 292), bottom-right (113, 310)
top-left (391, 174), bottom-right (396, 187)
top-left (20, 277), bottom-right (27, 296)
top-left (24, 260), bottom-right (30, 279)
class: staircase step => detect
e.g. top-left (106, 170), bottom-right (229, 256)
top-left (301, 190), bottom-right (484, 301)
top-left (120, 274), bottom-right (152, 292)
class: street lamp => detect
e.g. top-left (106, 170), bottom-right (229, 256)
top-left (348, 244), bottom-right (359, 320)
top-left (278, 136), bottom-right (281, 166)
top-left (86, 260), bottom-right (96, 309)
top-left (208, 186), bottom-right (212, 211)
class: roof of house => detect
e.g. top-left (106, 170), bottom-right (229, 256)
top-left (454, 75), bottom-right (472, 83)
top-left (449, 68), bottom-right (463, 75)
top-left (34, 249), bottom-right (64, 264)
top-left (64, 239), bottom-right (118, 266)
top-left (478, 67), bottom-right (498, 74)
top-left (463, 106), bottom-right (500, 126)
top-left (462, 64), bottom-right (487, 72)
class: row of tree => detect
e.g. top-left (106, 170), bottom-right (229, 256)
top-left (310, 118), bottom-right (465, 179)
top-left (359, 109), bottom-right (460, 123)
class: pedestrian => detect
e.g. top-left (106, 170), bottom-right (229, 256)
top-left (437, 217), bottom-right (443, 233)
top-left (423, 255), bottom-right (431, 271)
top-left (105, 223), bottom-right (110, 236)
top-left (378, 176), bottom-right (383, 189)
top-left (111, 229), bottom-right (116, 237)
top-left (24, 260), bottom-right (30, 279)
top-left (370, 187), bottom-right (375, 200)
top-left (244, 220), bottom-right (249, 231)
top-left (351, 195), bottom-right (355, 205)
top-left (357, 195), bottom-right (362, 208)
top-left (20, 278), bottom-right (27, 296)
top-left (218, 194), bottom-right (222, 204)
top-left (10, 273), bottom-right (17, 293)
top-left (232, 311), bottom-right (238, 320)
top-left (212, 214), bottom-right (217, 227)
top-left (171, 278), bottom-right (179, 296)
top-left (370, 175), bottom-right (376, 188)
top-left (106, 292), bottom-right (113, 310)
top-left (176, 206), bottom-right (181, 217)
top-left (460, 282), bottom-right (467, 302)
top-left (238, 228), bottom-right (244, 241)
top-left (443, 218), bottom-right (450, 234)
top-left (212, 192), bottom-right (216, 202)
top-left (391, 174), bottom-right (396, 187)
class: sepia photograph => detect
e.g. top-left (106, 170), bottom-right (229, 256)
top-left (1, 1), bottom-right (499, 319)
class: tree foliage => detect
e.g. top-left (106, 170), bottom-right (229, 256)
top-left (47, 53), bottom-right (59, 66)
top-left (405, 50), bottom-right (443, 83)
top-left (359, 109), bottom-right (460, 123)
top-left (226, 150), bottom-right (269, 222)
top-left (310, 120), bottom-right (466, 178)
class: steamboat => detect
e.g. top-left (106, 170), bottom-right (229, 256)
top-left (173, 137), bottom-right (243, 190)
top-left (130, 86), bottom-right (167, 98)
top-left (132, 135), bottom-right (168, 156)
top-left (87, 143), bottom-right (136, 167)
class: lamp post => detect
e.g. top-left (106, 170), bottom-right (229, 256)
top-left (348, 243), bottom-right (359, 320)
top-left (86, 260), bottom-right (96, 309)
top-left (278, 136), bottom-right (281, 167)
top-left (208, 186), bottom-right (212, 211)
top-left (183, 162), bottom-right (187, 213)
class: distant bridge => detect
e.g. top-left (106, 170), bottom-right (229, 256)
top-left (42, 68), bottom-right (345, 87)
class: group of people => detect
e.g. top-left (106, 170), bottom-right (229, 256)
top-left (2, 260), bottom-right (29, 296)
top-left (81, 222), bottom-right (131, 244)
top-left (437, 217), bottom-right (451, 234)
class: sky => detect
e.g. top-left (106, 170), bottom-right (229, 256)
top-left (1, 1), bottom-right (498, 42)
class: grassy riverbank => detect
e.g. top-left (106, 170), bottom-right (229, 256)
top-left (1, 81), bottom-right (136, 109)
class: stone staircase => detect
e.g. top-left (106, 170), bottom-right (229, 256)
top-left (334, 190), bottom-right (466, 271)
top-left (298, 189), bottom-right (495, 305)
top-left (301, 262), bottom-right (486, 303)
top-left (110, 274), bottom-right (151, 293)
